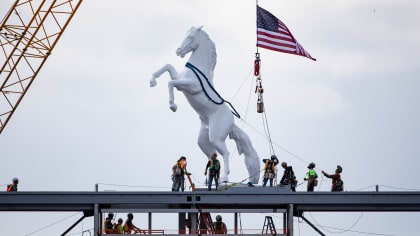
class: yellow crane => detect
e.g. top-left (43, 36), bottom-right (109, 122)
top-left (0, 0), bottom-right (82, 135)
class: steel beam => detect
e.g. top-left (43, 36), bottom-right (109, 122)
top-left (300, 215), bottom-right (325, 236)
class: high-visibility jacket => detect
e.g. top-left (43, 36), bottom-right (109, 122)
top-left (113, 224), bottom-right (123, 234)
top-left (7, 183), bottom-right (17, 192)
top-left (214, 221), bottom-right (226, 234)
top-left (264, 160), bottom-right (275, 173)
top-left (104, 219), bottom-right (114, 234)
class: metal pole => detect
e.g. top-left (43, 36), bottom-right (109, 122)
top-left (376, 185), bottom-right (379, 192)
top-left (61, 215), bottom-right (85, 236)
top-left (179, 212), bottom-right (186, 234)
top-left (148, 212), bottom-right (152, 234)
top-left (190, 213), bottom-right (198, 234)
top-left (234, 212), bottom-right (238, 234)
top-left (283, 212), bottom-right (287, 235)
top-left (288, 204), bottom-right (294, 236)
top-left (94, 204), bottom-right (100, 236)
top-left (300, 215), bottom-right (325, 236)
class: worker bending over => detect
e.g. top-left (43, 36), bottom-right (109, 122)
top-left (172, 156), bottom-right (191, 192)
top-left (6, 177), bottom-right (18, 192)
top-left (124, 213), bottom-right (141, 234)
top-left (113, 218), bottom-right (124, 234)
top-left (304, 162), bottom-right (318, 192)
top-left (205, 153), bottom-right (221, 191)
top-left (104, 213), bottom-right (115, 234)
top-left (322, 165), bottom-right (344, 192)
top-left (262, 155), bottom-right (279, 187)
top-left (280, 162), bottom-right (297, 192)
top-left (213, 215), bottom-right (227, 234)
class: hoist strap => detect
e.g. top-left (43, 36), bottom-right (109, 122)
top-left (185, 62), bottom-right (241, 119)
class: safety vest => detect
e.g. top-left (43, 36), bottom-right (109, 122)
top-left (209, 160), bottom-right (219, 170)
top-left (114, 224), bottom-right (123, 234)
top-left (124, 220), bottom-right (133, 232)
top-left (104, 219), bottom-right (113, 234)
top-left (307, 169), bottom-right (317, 179)
top-left (176, 160), bottom-right (185, 169)
top-left (6, 184), bottom-right (16, 192)
top-left (214, 221), bottom-right (225, 234)
top-left (264, 160), bottom-right (275, 173)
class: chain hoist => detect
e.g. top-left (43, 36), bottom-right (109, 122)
top-left (254, 53), bottom-right (264, 113)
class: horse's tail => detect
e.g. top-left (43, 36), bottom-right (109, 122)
top-left (229, 124), bottom-right (261, 184)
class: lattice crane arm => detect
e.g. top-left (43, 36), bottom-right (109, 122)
top-left (0, 0), bottom-right (83, 135)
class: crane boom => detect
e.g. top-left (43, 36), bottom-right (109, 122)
top-left (0, 0), bottom-right (82, 135)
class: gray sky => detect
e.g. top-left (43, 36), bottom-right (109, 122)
top-left (1, 0), bottom-right (420, 235)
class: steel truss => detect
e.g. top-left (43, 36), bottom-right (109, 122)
top-left (0, 0), bottom-right (82, 134)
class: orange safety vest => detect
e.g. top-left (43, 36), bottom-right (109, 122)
top-left (214, 221), bottom-right (225, 234)
top-left (7, 184), bottom-right (16, 192)
top-left (104, 219), bottom-right (114, 234)
top-left (264, 160), bottom-right (275, 173)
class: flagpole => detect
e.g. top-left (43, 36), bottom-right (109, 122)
top-left (256, 0), bottom-right (259, 54)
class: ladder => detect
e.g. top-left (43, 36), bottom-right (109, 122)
top-left (262, 216), bottom-right (277, 235)
top-left (199, 212), bottom-right (215, 234)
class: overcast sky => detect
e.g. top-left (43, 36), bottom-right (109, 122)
top-left (1, 0), bottom-right (420, 235)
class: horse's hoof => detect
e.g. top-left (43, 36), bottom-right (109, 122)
top-left (170, 104), bottom-right (177, 112)
top-left (150, 78), bottom-right (157, 87)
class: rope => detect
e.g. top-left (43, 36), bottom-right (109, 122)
top-left (217, 168), bottom-right (265, 191)
top-left (230, 69), bottom-right (253, 102)
top-left (292, 218), bottom-right (394, 236)
top-left (308, 212), bottom-right (365, 235)
top-left (25, 213), bottom-right (80, 236)
top-left (185, 62), bottom-right (241, 118)
top-left (378, 185), bottom-right (420, 191)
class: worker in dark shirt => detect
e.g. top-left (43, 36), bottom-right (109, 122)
top-left (104, 213), bottom-right (115, 234)
top-left (280, 162), bottom-right (297, 192)
top-left (205, 153), bottom-right (221, 191)
top-left (322, 165), bottom-right (344, 192)
top-left (172, 156), bottom-right (191, 192)
top-left (124, 213), bottom-right (141, 234)
top-left (6, 177), bottom-right (18, 192)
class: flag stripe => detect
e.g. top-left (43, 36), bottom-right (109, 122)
top-left (257, 28), bottom-right (293, 41)
top-left (257, 41), bottom-right (296, 52)
top-left (257, 34), bottom-right (296, 47)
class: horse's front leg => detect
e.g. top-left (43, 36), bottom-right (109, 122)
top-left (150, 64), bottom-right (179, 87)
top-left (167, 79), bottom-right (196, 112)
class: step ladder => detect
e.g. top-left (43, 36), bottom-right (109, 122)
top-left (262, 216), bottom-right (277, 235)
top-left (199, 212), bottom-right (215, 234)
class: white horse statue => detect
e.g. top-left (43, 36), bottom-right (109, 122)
top-left (150, 26), bottom-right (260, 183)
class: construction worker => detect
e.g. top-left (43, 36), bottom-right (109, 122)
top-left (172, 156), bottom-right (191, 192)
top-left (205, 153), bottom-right (221, 191)
top-left (322, 165), bottom-right (344, 192)
top-left (304, 162), bottom-right (318, 192)
top-left (104, 213), bottom-right (115, 234)
top-left (113, 218), bottom-right (124, 234)
top-left (262, 155), bottom-right (279, 187)
top-left (6, 177), bottom-right (18, 192)
top-left (124, 213), bottom-right (141, 234)
top-left (213, 215), bottom-right (227, 234)
top-left (279, 162), bottom-right (297, 192)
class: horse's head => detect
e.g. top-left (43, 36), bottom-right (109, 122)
top-left (176, 26), bottom-right (204, 58)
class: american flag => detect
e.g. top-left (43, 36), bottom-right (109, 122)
top-left (257, 6), bottom-right (316, 61)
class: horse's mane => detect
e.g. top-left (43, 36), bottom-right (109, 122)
top-left (198, 30), bottom-right (217, 75)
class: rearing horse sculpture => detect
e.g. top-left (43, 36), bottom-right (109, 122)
top-left (150, 26), bottom-right (260, 183)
